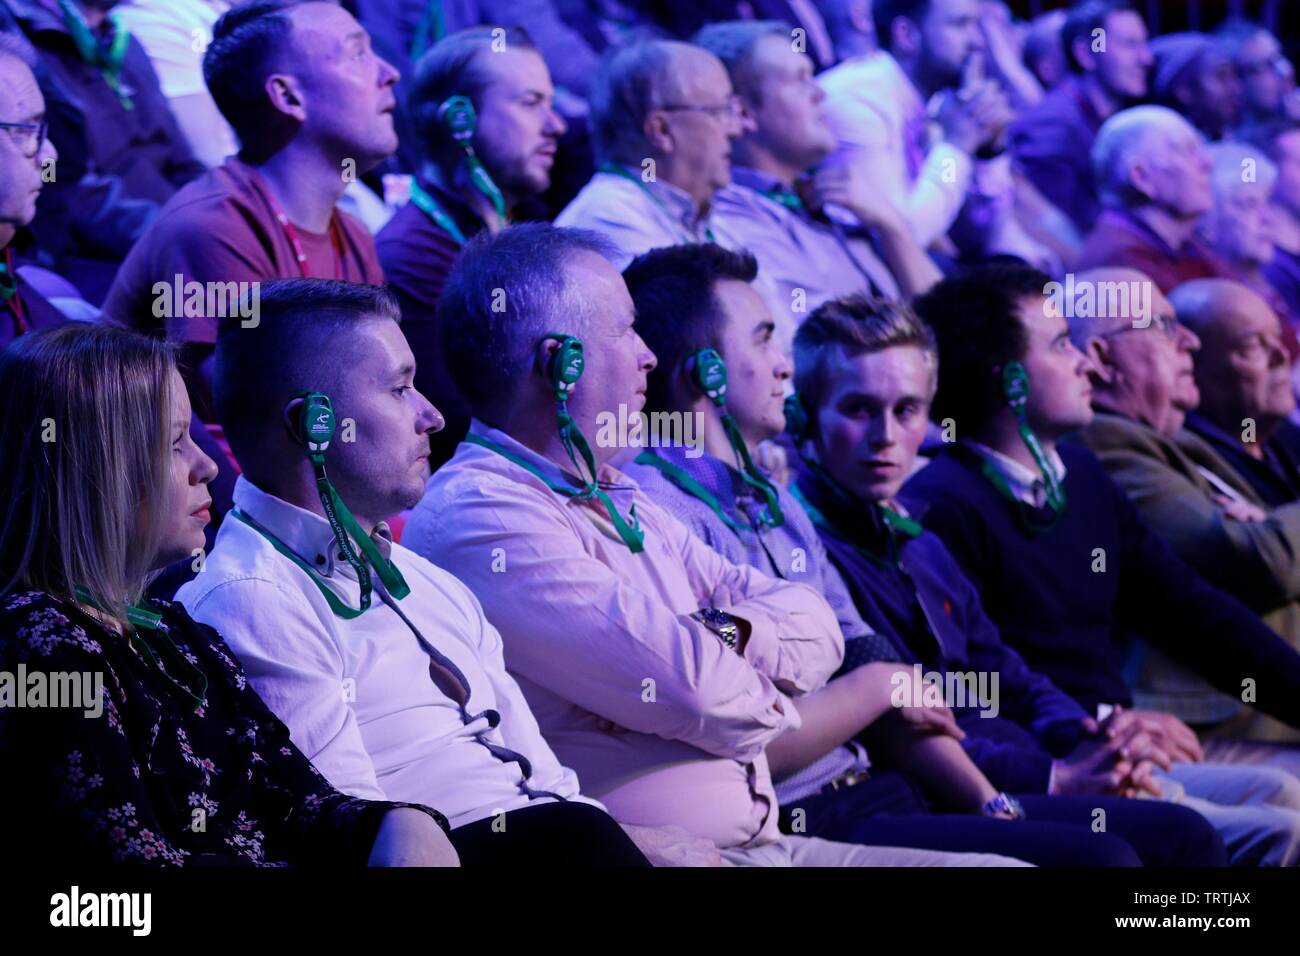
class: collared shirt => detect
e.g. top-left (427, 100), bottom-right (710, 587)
top-left (625, 445), bottom-right (897, 801)
top-left (556, 169), bottom-right (717, 268)
top-left (1185, 411), bottom-right (1300, 507)
top-left (817, 52), bottom-right (973, 247)
top-left (966, 440), bottom-right (1067, 509)
top-left (405, 420), bottom-right (846, 849)
top-left (176, 476), bottom-right (593, 830)
top-left (711, 166), bottom-right (900, 356)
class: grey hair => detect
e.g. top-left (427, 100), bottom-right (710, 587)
top-left (1092, 105), bottom-right (1201, 209)
top-left (589, 39), bottom-right (713, 166)
top-left (438, 223), bottom-right (618, 416)
top-left (693, 20), bottom-right (790, 104)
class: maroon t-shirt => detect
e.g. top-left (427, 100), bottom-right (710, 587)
top-left (1072, 209), bottom-right (1232, 292)
top-left (103, 157), bottom-right (385, 343)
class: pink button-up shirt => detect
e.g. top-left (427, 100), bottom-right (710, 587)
top-left (405, 422), bottom-right (845, 849)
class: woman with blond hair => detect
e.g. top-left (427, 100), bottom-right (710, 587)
top-left (0, 325), bottom-right (458, 866)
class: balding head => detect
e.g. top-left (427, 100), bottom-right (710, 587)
top-left (1070, 267), bottom-right (1200, 434)
top-left (0, 45), bottom-right (55, 247)
top-left (1169, 279), bottom-right (1295, 438)
top-left (1091, 105), bottom-right (1213, 218)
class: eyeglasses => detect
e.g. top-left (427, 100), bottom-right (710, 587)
top-left (1240, 54), bottom-right (1293, 80)
top-left (657, 95), bottom-right (744, 121)
top-left (1098, 313), bottom-right (1186, 341)
top-left (0, 118), bottom-right (48, 159)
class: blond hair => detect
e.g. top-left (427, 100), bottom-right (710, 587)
top-left (0, 325), bottom-right (175, 628)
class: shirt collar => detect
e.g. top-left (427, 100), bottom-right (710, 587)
top-left (600, 166), bottom-right (709, 232)
top-left (965, 439), bottom-right (1067, 507)
top-left (467, 418), bottom-right (638, 492)
top-left (648, 444), bottom-right (757, 516)
top-left (231, 475), bottom-right (395, 580)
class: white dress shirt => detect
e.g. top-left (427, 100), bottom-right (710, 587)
top-left (177, 476), bottom-right (596, 830)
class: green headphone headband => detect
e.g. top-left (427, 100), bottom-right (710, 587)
top-left (685, 348), bottom-right (728, 406)
top-left (547, 333), bottom-right (586, 402)
top-left (996, 361), bottom-right (1067, 515)
top-left (435, 94), bottom-right (508, 222)
top-left (296, 392), bottom-right (337, 461)
top-left (683, 348), bottom-right (785, 528)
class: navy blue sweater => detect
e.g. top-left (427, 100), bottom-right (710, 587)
top-left (795, 468), bottom-right (1089, 793)
top-left (904, 443), bottom-right (1300, 729)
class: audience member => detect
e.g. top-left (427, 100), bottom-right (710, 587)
top-left (1149, 32), bottom-right (1241, 142)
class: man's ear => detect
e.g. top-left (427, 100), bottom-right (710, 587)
top-left (283, 395), bottom-right (306, 444)
top-left (1127, 157), bottom-right (1158, 203)
top-left (1083, 336), bottom-right (1118, 386)
top-left (535, 335), bottom-right (562, 380)
top-left (266, 72), bottom-right (307, 123)
top-left (643, 110), bottom-right (673, 154)
top-left (891, 16), bottom-right (923, 60)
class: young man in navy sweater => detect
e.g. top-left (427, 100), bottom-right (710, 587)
top-left (904, 262), bottom-right (1300, 865)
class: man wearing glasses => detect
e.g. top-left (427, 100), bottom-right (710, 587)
top-left (556, 39), bottom-right (747, 269)
top-left (0, 30), bottom-right (66, 350)
top-left (1072, 269), bottom-right (1300, 744)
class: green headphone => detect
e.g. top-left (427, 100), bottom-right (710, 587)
top-left (460, 335), bottom-right (646, 551)
top-left (684, 348), bottom-right (785, 528)
top-left (438, 95), bottom-right (507, 222)
top-left (230, 392), bottom-right (411, 618)
top-left (984, 362), bottom-right (1067, 521)
top-left (58, 0), bottom-right (133, 111)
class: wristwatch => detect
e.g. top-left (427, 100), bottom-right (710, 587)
top-left (980, 791), bottom-right (1026, 820)
top-left (691, 608), bottom-right (740, 650)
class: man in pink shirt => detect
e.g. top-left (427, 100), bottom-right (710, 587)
top-left (405, 223), bottom-right (1023, 866)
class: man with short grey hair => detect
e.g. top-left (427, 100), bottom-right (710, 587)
top-left (1075, 105), bottom-right (1231, 291)
top-left (555, 40), bottom-right (746, 268)
top-left (1071, 269), bottom-right (1300, 743)
top-left (406, 223), bottom-right (1023, 867)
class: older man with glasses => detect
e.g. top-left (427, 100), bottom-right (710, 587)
top-left (1072, 269), bottom-right (1300, 749)
top-left (556, 39), bottom-right (748, 268)
top-left (0, 30), bottom-right (72, 350)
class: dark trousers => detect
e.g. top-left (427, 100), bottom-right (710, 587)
top-left (780, 773), bottom-right (1227, 867)
top-left (448, 801), bottom-right (651, 866)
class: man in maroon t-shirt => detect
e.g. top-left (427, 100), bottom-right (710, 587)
top-left (1074, 105), bottom-right (1233, 292)
top-left (376, 27), bottom-right (566, 467)
top-left (103, 0), bottom-right (397, 422)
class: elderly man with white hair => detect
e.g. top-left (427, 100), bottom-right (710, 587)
top-left (555, 39), bottom-right (747, 269)
top-left (1071, 269), bottom-right (1300, 746)
top-left (1074, 105), bottom-right (1232, 291)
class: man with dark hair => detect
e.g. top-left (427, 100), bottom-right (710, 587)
top-left (904, 263), bottom-right (1300, 864)
top-left (6, 0), bottom-right (205, 300)
top-left (1217, 19), bottom-right (1299, 128)
top-left (178, 276), bottom-right (657, 867)
top-left (406, 224), bottom-right (1019, 867)
top-left (376, 26), bottom-right (566, 470)
top-left (698, 20), bottom-right (940, 356)
top-left (101, 0), bottom-right (395, 422)
top-left (618, 242), bottom-right (1223, 866)
top-left (1149, 32), bottom-right (1241, 142)
top-left (816, 0), bottom-right (1013, 250)
top-left (1010, 0), bottom-right (1151, 234)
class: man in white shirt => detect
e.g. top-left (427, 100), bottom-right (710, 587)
top-left (816, 0), bottom-right (1013, 249)
top-left (176, 277), bottom-right (666, 865)
top-left (555, 39), bottom-right (745, 268)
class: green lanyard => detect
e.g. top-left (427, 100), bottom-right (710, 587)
top-left (976, 458), bottom-right (1064, 534)
top-left (73, 586), bottom-right (208, 710)
top-left (409, 180), bottom-right (468, 245)
top-left (597, 163), bottom-right (716, 243)
top-left (790, 481), bottom-right (921, 568)
top-left (231, 496), bottom-right (411, 620)
top-left (466, 432), bottom-right (646, 553)
top-left (1001, 362), bottom-right (1067, 513)
top-left (719, 414), bottom-right (785, 527)
top-left (410, 0), bottom-right (446, 61)
top-left (58, 0), bottom-right (134, 111)
top-left (758, 187), bottom-right (804, 212)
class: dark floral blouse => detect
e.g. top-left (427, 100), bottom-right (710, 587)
top-left (0, 590), bottom-right (448, 866)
